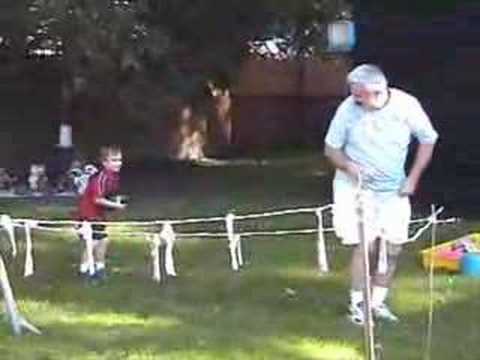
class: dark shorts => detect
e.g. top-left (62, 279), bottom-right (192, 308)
top-left (92, 224), bottom-right (107, 241)
top-left (78, 223), bottom-right (107, 241)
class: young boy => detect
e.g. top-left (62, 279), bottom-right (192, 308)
top-left (77, 146), bottom-right (126, 280)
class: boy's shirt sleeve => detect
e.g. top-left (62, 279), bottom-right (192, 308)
top-left (90, 173), bottom-right (106, 201)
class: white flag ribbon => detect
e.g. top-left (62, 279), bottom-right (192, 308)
top-left (148, 233), bottom-right (162, 283)
top-left (160, 223), bottom-right (177, 277)
top-left (315, 208), bottom-right (329, 273)
top-left (24, 221), bottom-right (37, 277)
top-left (225, 213), bottom-right (240, 271)
top-left (0, 215), bottom-right (16, 257)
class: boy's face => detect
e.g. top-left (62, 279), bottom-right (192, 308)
top-left (103, 152), bottom-right (123, 172)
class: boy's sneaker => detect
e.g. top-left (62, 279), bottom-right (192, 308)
top-left (78, 270), bottom-right (89, 279)
top-left (348, 302), bottom-right (365, 326)
top-left (92, 268), bottom-right (107, 282)
top-left (372, 303), bottom-right (399, 323)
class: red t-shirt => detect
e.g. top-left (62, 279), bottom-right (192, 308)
top-left (77, 169), bottom-right (120, 221)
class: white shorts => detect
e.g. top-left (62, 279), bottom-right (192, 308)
top-left (332, 172), bottom-right (411, 245)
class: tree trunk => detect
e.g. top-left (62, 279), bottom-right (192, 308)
top-left (207, 83), bottom-right (233, 156)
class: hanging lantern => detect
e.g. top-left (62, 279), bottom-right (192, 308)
top-left (327, 20), bottom-right (356, 52)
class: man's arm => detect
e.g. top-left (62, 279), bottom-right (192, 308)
top-left (399, 143), bottom-right (435, 196)
top-left (324, 145), bottom-right (362, 180)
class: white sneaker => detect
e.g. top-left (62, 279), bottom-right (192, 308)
top-left (373, 303), bottom-right (399, 323)
top-left (348, 302), bottom-right (365, 326)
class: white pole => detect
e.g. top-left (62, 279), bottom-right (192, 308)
top-left (356, 177), bottom-right (375, 360)
top-left (315, 208), bottom-right (329, 274)
top-left (0, 253), bottom-right (41, 335)
top-left (424, 205), bottom-right (438, 360)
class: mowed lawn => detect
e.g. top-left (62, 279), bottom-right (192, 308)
top-left (0, 153), bottom-right (479, 360)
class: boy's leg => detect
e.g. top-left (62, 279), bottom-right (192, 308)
top-left (93, 237), bottom-right (109, 271)
top-left (78, 232), bottom-right (90, 275)
top-left (79, 247), bottom-right (90, 275)
top-left (90, 224), bottom-right (108, 280)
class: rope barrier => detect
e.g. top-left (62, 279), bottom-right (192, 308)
top-left (2, 206), bottom-right (457, 282)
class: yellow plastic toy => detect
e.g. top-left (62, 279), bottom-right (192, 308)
top-left (420, 233), bottom-right (480, 272)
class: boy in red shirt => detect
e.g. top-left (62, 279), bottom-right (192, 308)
top-left (77, 146), bottom-right (126, 280)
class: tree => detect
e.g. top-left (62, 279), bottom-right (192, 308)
top-left (7, 0), bottom-right (348, 160)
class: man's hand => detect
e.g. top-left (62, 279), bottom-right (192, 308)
top-left (398, 177), bottom-right (417, 197)
top-left (400, 143), bottom-right (435, 197)
top-left (345, 161), bottom-right (362, 182)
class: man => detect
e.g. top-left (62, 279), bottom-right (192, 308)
top-left (324, 64), bottom-right (438, 325)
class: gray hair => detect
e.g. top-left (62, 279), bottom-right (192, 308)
top-left (347, 64), bottom-right (388, 91)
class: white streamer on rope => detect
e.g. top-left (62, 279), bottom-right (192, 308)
top-left (236, 235), bottom-right (244, 267)
top-left (24, 221), bottom-right (37, 277)
top-left (225, 212), bottom-right (241, 271)
top-left (315, 208), bottom-right (329, 274)
top-left (355, 173), bottom-right (376, 360)
top-left (78, 221), bottom-right (95, 276)
top-left (0, 214), bottom-right (17, 257)
top-left (148, 233), bottom-right (162, 283)
top-left (160, 222), bottom-right (177, 277)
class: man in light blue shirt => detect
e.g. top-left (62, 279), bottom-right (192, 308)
top-left (324, 64), bottom-right (438, 325)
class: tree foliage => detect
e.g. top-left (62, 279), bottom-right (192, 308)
top-left (2, 0), bottom-right (348, 158)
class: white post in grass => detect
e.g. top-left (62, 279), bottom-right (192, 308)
top-left (356, 179), bottom-right (375, 360)
top-left (424, 205), bottom-right (438, 360)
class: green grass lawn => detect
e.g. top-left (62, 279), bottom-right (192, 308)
top-left (0, 153), bottom-right (479, 360)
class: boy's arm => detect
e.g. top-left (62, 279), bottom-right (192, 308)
top-left (95, 197), bottom-right (126, 210)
